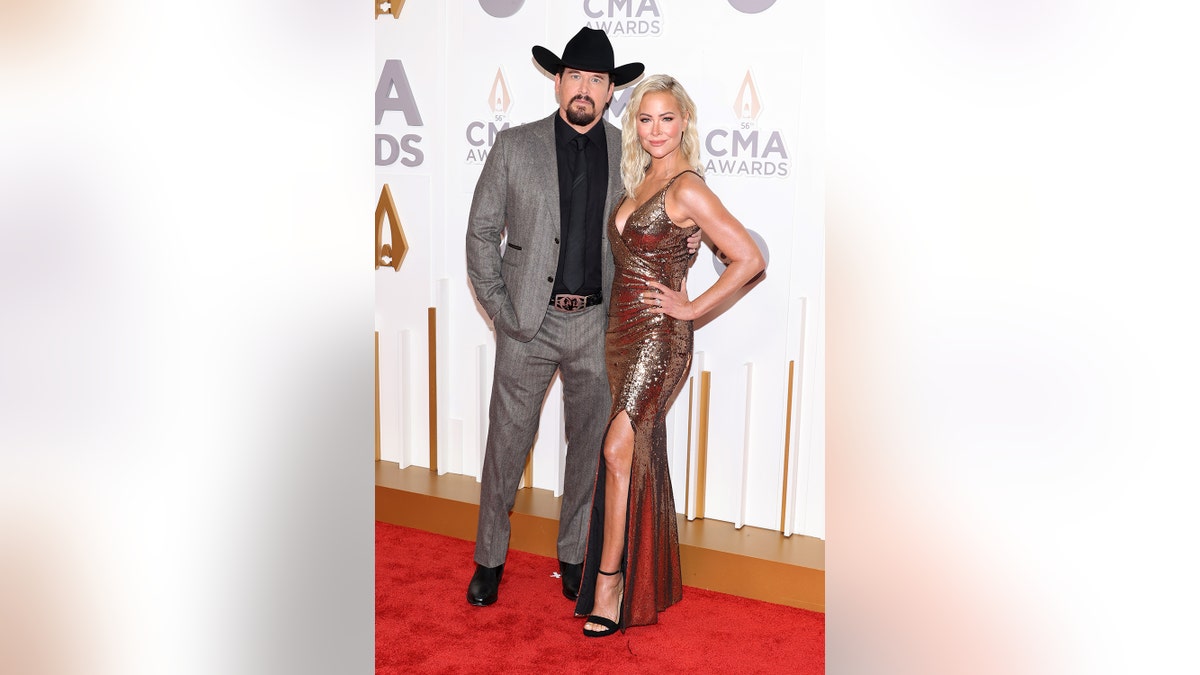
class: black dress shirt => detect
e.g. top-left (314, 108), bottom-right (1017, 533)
top-left (552, 114), bottom-right (607, 297)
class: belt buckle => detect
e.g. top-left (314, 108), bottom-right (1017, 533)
top-left (553, 294), bottom-right (588, 312)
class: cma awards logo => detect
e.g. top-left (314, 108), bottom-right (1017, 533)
top-left (376, 59), bottom-right (425, 167)
top-left (584, 0), bottom-right (663, 37)
top-left (464, 69), bottom-right (514, 164)
top-left (704, 71), bottom-right (789, 178)
top-left (375, 184), bottom-right (409, 271)
top-left (375, 0), bottom-right (405, 19)
top-left (603, 86), bottom-right (634, 124)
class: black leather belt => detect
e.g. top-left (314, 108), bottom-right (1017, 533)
top-left (549, 293), bottom-right (602, 312)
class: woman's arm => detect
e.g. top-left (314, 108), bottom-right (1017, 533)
top-left (644, 172), bottom-right (765, 320)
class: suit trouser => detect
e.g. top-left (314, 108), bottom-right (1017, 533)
top-left (473, 303), bottom-right (610, 568)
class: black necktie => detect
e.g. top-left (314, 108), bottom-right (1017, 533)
top-left (563, 135), bottom-right (588, 294)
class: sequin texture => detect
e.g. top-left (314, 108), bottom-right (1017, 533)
top-left (574, 170), bottom-right (700, 628)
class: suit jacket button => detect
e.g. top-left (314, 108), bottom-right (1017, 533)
top-left (546, 276), bottom-right (553, 282)
top-left (554, 237), bottom-right (559, 244)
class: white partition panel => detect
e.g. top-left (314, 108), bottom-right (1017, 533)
top-left (398, 329), bottom-right (413, 469)
top-left (783, 297), bottom-right (807, 536)
top-left (686, 350), bottom-right (706, 521)
top-left (736, 362), bottom-right (754, 530)
top-left (474, 343), bottom-right (492, 481)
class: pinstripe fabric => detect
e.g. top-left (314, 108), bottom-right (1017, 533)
top-left (474, 303), bottom-right (610, 566)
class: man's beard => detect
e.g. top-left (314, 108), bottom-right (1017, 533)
top-left (565, 97), bottom-right (599, 126)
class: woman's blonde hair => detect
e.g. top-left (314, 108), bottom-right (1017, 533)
top-left (620, 74), bottom-right (704, 199)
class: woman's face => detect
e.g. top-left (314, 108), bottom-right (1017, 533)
top-left (636, 91), bottom-right (687, 161)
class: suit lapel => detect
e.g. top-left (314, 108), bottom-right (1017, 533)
top-left (530, 113), bottom-right (561, 228)
top-left (602, 119), bottom-right (623, 243)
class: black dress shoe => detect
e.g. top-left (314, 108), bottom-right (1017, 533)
top-left (467, 563), bottom-right (504, 606)
top-left (559, 560), bottom-right (583, 601)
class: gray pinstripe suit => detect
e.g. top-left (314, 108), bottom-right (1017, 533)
top-left (465, 111), bottom-right (622, 568)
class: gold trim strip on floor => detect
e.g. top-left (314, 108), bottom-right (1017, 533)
top-left (428, 307), bottom-right (438, 473)
top-left (780, 359), bottom-right (794, 532)
top-left (696, 370), bottom-right (711, 520)
top-left (375, 331), bottom-right (381, 462)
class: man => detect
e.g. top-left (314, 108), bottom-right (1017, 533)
top-left (464, 27), bottom-right (697, 607)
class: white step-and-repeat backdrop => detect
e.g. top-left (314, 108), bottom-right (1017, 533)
top-left (375, 0), bottom-right (824, 539)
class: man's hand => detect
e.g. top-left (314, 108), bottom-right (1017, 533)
top-left (685, 229), bottom-right (703, 264)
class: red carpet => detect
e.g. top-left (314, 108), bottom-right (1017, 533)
top-left (376, 521), bottom-right (824, 674)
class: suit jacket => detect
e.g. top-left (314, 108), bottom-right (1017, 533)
top-left (466, 111), bottom-right (622, 342)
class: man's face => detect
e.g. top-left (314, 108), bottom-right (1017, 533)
top-left (555, 68), bottom-right (614, 129)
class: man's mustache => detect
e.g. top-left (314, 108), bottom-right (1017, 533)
top-left (571, 95), bottom-right (594, 105)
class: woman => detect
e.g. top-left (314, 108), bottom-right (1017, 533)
top-left (575, 74), bottom-right (765, 637)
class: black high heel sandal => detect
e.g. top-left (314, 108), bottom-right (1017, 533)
top-left (583, 569), bottom-right (624, 638)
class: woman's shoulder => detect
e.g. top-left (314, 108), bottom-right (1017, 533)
top-left (663, 169), bottom-right (716, 228)
top-left (668, 169), bottom-right (712, 200)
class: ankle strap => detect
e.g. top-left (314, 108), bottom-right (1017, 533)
top-left (598, 568), bottom-right (621, 576)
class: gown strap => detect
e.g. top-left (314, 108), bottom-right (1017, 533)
top-left (659, 170), bottom-right (704, 227)
top-left (665, 169), bottom-right (702, 189)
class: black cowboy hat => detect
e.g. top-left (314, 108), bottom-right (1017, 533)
top-left (532, 27), bottom-right (644, 87)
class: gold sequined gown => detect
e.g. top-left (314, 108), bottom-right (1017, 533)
top-left (575, 171), bottom-right (700, 628)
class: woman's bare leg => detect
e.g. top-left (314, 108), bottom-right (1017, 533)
top-left (583, 411), bottom-right (633, 632)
